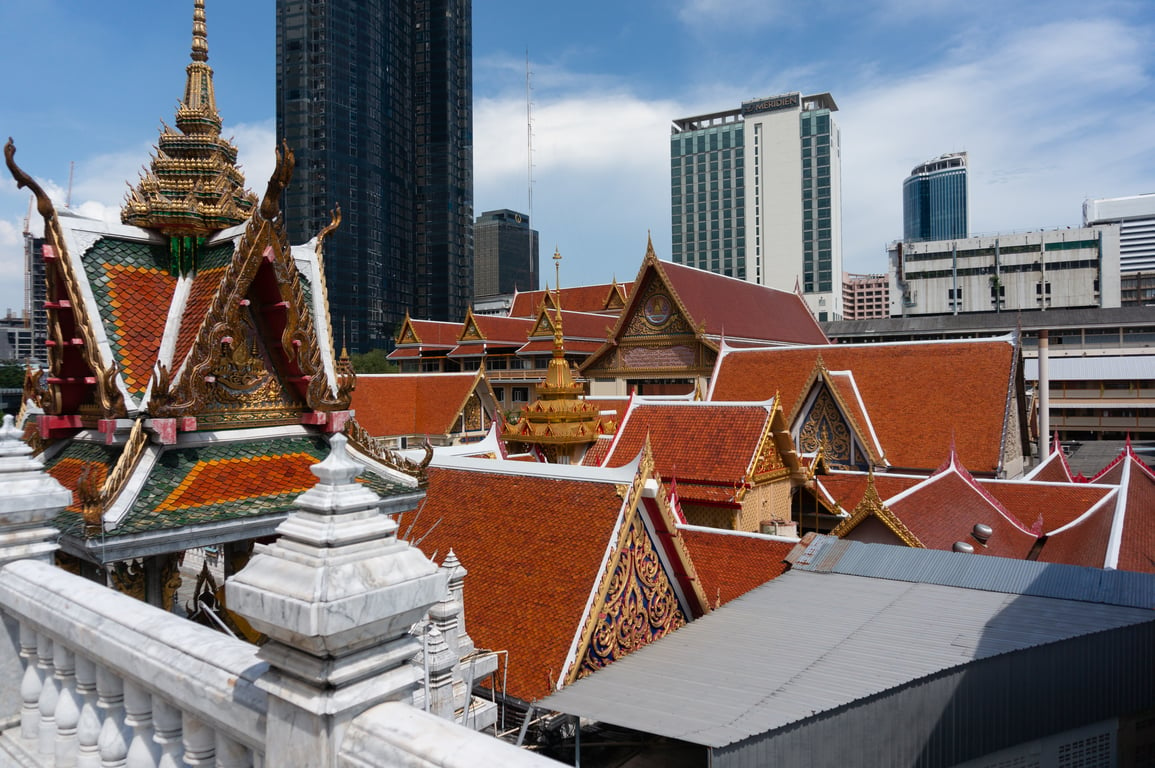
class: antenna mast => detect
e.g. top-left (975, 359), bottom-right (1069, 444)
top-left (526, 51), bottom-right (536, 290)
top-left (66, 160), bottom-right (75, 209)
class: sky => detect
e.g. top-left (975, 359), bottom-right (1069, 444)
top-left (1, 0), bottom-right (1153, 315)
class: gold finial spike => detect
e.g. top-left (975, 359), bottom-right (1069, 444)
top-left (645, 231), bottom-right (656, 260)
top-left (192, 0), bottom-right (209, 63)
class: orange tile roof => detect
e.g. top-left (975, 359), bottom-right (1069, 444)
top-left (981, 480), bottom-right (1114, 534)
top-left (581, 437), bottom-right (614, 467)
top-left (659, 260), bottom-right (828, 345)
top-left (1026, 446), bottom-right (1075, 483)
top-left (528, 310), bottom-right (618, 341)
top-left (104, 265), bottom-right (177, 396)
top-left (174, 265), bottom-right (227, 368)
top-left (396, 319), bottom-right (463, 350)
top-left (886, 465), bottom-right (1037, 559)
top-left (678, 527), bottom-right (794, 607)
top-left (1096, 451), bottom-right (1155, 573)
top-left (711, 340), bottom-right (1019, 473)
top-left (351, 373), bottom-right (481, 437)
top-left (468, 314), bottom-right (536, 343)
top-left (404, 467), bottom-right (627, 702)
top-left (816, 472), bottom-right (923, 512)
top-left (509, 283), bottom-right (632, 317)
top-left (604, 404), bottom-right (769, 488)
top-left (1035, 495), bottom-right (1117, 569)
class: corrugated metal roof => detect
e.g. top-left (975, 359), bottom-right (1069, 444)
top-left (1024, 355), bottom-right (1155, 381)
top-left (540, 546), bottom-right (1155, 749)
top-left (792, 536), bottom-right (1155, 609)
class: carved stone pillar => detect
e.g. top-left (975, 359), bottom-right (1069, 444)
top-left (227, 434), bottom-right (444, 768)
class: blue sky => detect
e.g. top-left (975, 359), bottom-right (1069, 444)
top-left (1, 0), bottom-right (1153, 314)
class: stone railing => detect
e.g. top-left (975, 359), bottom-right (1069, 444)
top-left (0, 417), bottom-right (556, 767)
top-left (0, 558), bottom-right (267, 766)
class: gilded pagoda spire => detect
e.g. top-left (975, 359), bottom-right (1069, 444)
top-left (121, 0), bottom-right (257, 244)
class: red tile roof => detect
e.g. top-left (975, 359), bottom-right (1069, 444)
top-left (711, 339), bottom-right (1019, 473)
top-left (581, 437), bottom-right (614, 467)
top-left (351, 373), bottom-right (482, 437)
top-left (603, 404), bottom-right (770, 491)
top-left (174, 265), bottom-right (227, 369)
top-left (1026, 445), bottom-right (1075, 483)
top-left (509, 283), bottom-right (632, 317)
top-left (396, 319), bottom-right (462, 349)
top-left (659, 260), bottom-right (828, 345)
top-left (678, 527), bottom-right (794, 607)
top-left (886, 463), bottom-right (1037, 559)
top-left (816, 472), bottom-right (923, 512)
top-left (981, 480), bottom-right (1114, 534)
top-left (1096, 451), bottom-right (1155, 573)
top-left (405, 467), bottom-right (628, 702)
top-left (1035, 492), bottom-right (1118, 568)
top-left (104, 265), bottom-right (177, 395)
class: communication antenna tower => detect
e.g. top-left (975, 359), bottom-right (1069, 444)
top-left (66, 160), bottom-right (75, 209)
top-left (526, 51), bottom-right (536, 290)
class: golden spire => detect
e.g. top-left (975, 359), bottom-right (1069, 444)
top-left (121, 0), bottom-right (257, 242)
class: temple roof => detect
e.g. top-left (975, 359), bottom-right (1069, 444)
top-left (509, 281), bottom-right (632, 318)
top-left (677, 526), bottom-right (795, 607)
top-left (350, 372), bottom-right (494, 438)
top-left (710, 337), bottom-right (1021, 474)
top-left (405, 455), bottom-right (708, 702)
top-left (121, 0), bottom-right (257, 235)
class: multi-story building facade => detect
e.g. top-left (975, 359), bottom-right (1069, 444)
top-left (841, 272), bottom-right (889, 320)
top-left (888, 226), bottom-right (1121, 317)
top-left (671, 92), bottom-right (843, 320)
top-left (474, 209), bottom-right (539, 298)
top-left (903, 152), bottom-right (968, 242)
top-left (22, 233), bottom-right (47, 367)
top-left (1083, 193), bottom-right (1155, 274)
top-left (276, 0), bottom-right (472, 352)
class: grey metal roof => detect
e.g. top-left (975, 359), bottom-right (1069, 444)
top-left (540, 545), bottom-right (1155, 749)
top-left (791, 537), bottom-right (1155, 609)
top-left (1023, 355), bottom-right (1155, 381)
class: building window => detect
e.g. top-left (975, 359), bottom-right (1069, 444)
top-left (512, 387), bottom-right (529, 403)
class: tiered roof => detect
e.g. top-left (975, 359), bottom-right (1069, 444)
top-left (710, 338), bottom-right (1024, 474)
top-left (508, 280), bottom-right (631, 318)
top-left (406, 452), bottom-right (709, 702)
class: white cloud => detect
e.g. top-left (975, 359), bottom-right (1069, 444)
top-left (836, 18), bottom-right (1155, 270)
top-left (677, 0), bottom-right (786, 26)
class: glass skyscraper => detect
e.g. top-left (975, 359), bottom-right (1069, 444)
top-left (902, 152), bottom-right (968, 243)
top-left (276, 0), bottom-right (472, 352)
top-left (671, 93), bottom-right (843, 320)
top-left (474, 209), bottom-right (539, 298)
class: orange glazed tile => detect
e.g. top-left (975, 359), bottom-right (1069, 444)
top-left (155, 453), bottom-right (318, 511)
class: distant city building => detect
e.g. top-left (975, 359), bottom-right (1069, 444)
top-left (276, 0), bottom-right (473, 352)
top-left (23, 233), bottom-right (47, 366)
top-left (842, 272), bottom-right (889, 320)
top-left (0, 312), bottom-right (33, 365)
top-left (1120, 272), bottom-right (1155, 307)
top-left (902, 152), bottom-right (968, 242)
top-left (1083, 193), bottom-right (1155, 273)
top-left (889, 226), bottom-right (1121, 317)
top-left (473, 209), bottom-right (539, 298)
top-left (671, 92), bottom-right (843, 320)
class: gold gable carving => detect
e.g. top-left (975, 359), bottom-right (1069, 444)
top-left (5, 140), bottom-right (127, 419)
top-left (152, 144), bottom-right (351, 420)
top-left (829, 474), bottom-right (924, 548)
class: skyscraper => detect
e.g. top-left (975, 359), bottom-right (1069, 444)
top-left (473, 209), bottom-right (539, 298)
top-left (902, 152), bottom-right (968, 243)
top-left (671, 92), bottom-right (843, 320)
top-left (276, 0), bottom-right (473, 352)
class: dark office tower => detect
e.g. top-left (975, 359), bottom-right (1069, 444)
top-left (903, 152), bottom-right (968, 242)
top-left (276, 0), bottom-right (472, 353)
top-left (474, 210), bottom-right (539, 297)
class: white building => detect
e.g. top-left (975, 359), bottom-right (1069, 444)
top-left (1084, 193), bottom-right (1155, 274)
top-left (671, 92), bottom-right (843, 320)
top-left (889, 225), bottom-right (1121, 317)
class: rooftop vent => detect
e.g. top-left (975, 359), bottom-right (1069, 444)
top-left (953, 541), bottom-right (975, 554)
top-left (972, 523), bottom-right (993, 545)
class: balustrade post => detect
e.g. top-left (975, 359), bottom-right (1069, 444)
top-left (180, 714), bottom-right (215, 766)
top-left (215, 733), bottom-right (252, 768)
top-left (96, 667), bottom-right (130, 768)
top-left (54, 644), bottom-right (80, 766)
top-left (151, 697), bottom-right (183, 768)
top-left (123, 680), bottom-right (161, 768)
top-left (37, 635), bottom-right (58, 756)
top-left (75, 655), bottom-right (102, 768)
top-left (227, 434), bottom-right (443, 768)
top-left (19, 623), bottom-right (40, 741)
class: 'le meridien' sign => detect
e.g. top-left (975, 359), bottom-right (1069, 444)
top-left (741, 93), bottom-right (800, 116)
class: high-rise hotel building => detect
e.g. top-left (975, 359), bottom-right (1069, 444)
top-left (276, 0), bottom-right (473, 352)
top-left (671, 92), bottom-right (843, 320)
top-left (903, 152), bottom-right (968, 243)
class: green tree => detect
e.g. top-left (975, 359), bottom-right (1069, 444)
top-left (0, 364), bottom-right (26, 389)
top-left (349, 349), bottom-right (398, 374)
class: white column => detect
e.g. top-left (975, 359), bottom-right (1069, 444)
top-left (152, 697), bottom-right (183, 768)
top-left (54, 644), bottom-right (81, 766)
top-left (180, 713), bottom-right (215, 766)
top-left (123, 680), bottom-right (161, 768)
top-left (96, 667), bottom-right (130, 768)
top-left (19, 622), bottom-right (41, 741)
top-left (75, 655), bottom-right (102, 768)
top-left (38, 635), bottom-right (59, 756)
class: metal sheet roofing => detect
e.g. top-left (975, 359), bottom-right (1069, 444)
top-left (540, 545), bottom-right (1155, 749)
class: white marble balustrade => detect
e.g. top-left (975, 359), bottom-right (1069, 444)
top-left (0, 558), bottom-right (266, 767)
